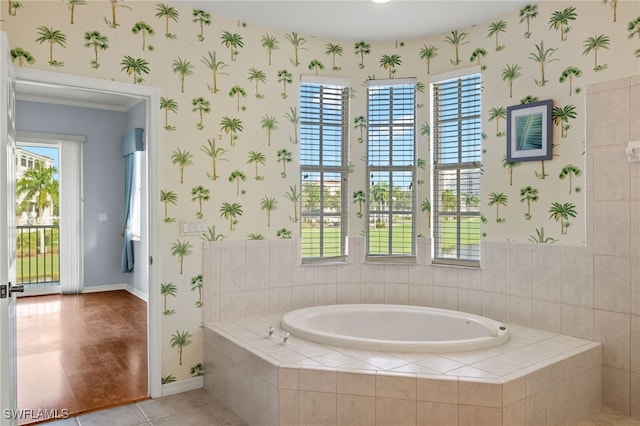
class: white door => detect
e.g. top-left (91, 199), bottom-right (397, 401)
top-left (0, 31), bottom-right (20, 426)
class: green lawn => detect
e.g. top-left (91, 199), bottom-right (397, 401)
top-left (301, 223), bottom-right (343, 257)
top-left (438, 217), bottom-right (481, 250)
top-left (16, 253), bottom-right (60, 283)
top-left (301, 217), bottom-right (480, 257)
top-left (367, 221), bottom-right (414, 255)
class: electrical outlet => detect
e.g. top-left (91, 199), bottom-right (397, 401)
top-left (626, 141), bottom-right (640, 163)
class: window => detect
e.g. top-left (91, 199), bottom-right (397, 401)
top-left (300, 77), bottom-right (349, 262)
top-left (366, 78), bottom-right (416, 258)
top-left (130, 152), bottom-right (144, 241)
top-left (431, 71), bottom-right (482, 266)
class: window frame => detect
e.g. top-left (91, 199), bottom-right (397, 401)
top-left (430, 68), bottom-right (482, 267)
top-left (365, 78), bottom-right (417, 262)
top-left (130, 151), bottom-right (143, 242)
top-left (299, 76), bottom-right (350, 264)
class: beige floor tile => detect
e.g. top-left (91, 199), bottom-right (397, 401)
top-left (45, 387), bottom-right (640, 426)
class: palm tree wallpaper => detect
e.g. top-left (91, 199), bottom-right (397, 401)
top-left (2, 0), bottom-right (638, 383)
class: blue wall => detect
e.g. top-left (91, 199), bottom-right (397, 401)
top-left (16, 100), bottom-right (145, 290)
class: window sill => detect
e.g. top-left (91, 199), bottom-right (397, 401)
top-left (432, 259), bottom-right (480, 268)
top-left (365, 255), bottom-right (416, 265)
top-left (301, 256), bottom-right (347, 266)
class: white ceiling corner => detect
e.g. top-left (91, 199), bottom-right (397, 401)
top-left (180, 0), bottom-right (531, 42)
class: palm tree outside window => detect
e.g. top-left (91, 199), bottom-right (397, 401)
top-left (15, 146), bottom-right (58, 226)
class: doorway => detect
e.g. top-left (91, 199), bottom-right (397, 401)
top-left (12, 68), bottom-right (162, 408)
top-left (15, 143), bottom-right (61, 294)
top-left (15, 137), bottom-right (85, 298)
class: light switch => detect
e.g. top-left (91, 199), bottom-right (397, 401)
top-left (98, 213), bottom-right (108, 222)
top-left (180, 220), bottom-right (207, 235)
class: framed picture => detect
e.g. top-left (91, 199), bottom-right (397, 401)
top-left (506, 99), bottom-right (553, 162)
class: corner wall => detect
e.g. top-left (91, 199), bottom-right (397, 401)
top-left (587, 76), bottom-right (639, 415)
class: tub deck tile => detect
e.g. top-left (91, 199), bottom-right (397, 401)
top-left (205, 313), bottom-right (603, 426)
top-left (206, 313), bottom-right (599, 380)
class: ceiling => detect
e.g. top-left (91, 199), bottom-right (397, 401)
top-left (180, 0), bottom-right (530, 42)
top-left (16, 0), bottom-right (530, 110)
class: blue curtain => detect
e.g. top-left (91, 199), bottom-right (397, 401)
top-left (121, 128), bottom-right (144, 273)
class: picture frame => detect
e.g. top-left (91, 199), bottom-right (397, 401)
top-left (506, 99), bottom-right (553, 162)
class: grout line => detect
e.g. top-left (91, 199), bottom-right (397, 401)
top-left (136, 402), bottom-right (151, 424)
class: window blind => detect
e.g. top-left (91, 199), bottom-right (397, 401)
top-left (300, 81), bottom-right (348, 261)
top-left (366, 79), bottom-right (416, 257)
top-left (432, 73), bottom-right (482, 265)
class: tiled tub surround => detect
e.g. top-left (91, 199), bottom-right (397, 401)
top-left (203, 76), bottom-right (640, 417)
top-left (204, 314), bottom-right (601, 426)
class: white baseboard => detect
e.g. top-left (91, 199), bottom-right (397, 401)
top-left (19, 285), bottom-right (61, 297)
top-left (126, 285), bottom-right (148, 302)
top-left (80, 283), bottom-right (148, 301)
top-left (161, 376), bottom-right (203, 397)
top-left (20, 283), bottom-right (149, 301)
top-left (82, 283), bottom-right (127, 293)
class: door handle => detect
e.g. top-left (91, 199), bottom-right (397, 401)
top-left (9, 282), bottom-right (24, 297)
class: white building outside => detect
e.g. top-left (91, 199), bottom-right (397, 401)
top-left (16, 146), bottom-right (57, 226)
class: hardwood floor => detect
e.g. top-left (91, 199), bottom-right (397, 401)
top-left (16, 290), bottom-right (148, 424)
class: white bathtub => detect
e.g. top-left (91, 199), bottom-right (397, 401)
top-left (281, 304), bottom-right (509, 352)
